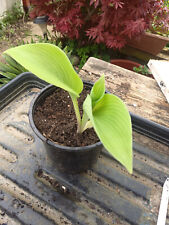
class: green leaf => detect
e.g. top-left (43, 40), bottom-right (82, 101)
top-left (4, 43), bottom-right (83, 97)
top-left (3, 54), bottom-right (27, 73)
top-left (90, 75), bottom-right (105, 107)
top-left (0, 71), bottom-right (16, 79)
top-left (0, 78), bottom-right (10, 84)
top-left (0, 61), bottom-right (20, 74)
top-left (80, 75), bottom-right (105, 132)
top-left (83, 94), bottom-right (133, 173)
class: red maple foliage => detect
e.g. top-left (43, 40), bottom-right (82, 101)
top-left (29, 0), bottom-right (168, 49)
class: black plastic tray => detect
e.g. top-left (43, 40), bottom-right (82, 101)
top-left (0, 73), bottom-right (169, 225)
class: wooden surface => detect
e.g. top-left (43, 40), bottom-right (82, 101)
top-left (80, 57), bottom-right (169, 128)
top-left (120, 46), bottom-right (169, 62)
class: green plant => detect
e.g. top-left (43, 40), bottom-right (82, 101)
top-left (133, 65), bottom-right (152, 76)
top-left (30, 0), bottom-right (167, 49)
top-left (0, 54), bottom-right (28, 87)
top-left (1, 1), bottom-right (24, 25)
top-left (0, 37), bottom-right (73, 87)
top-left (5, 43), bottom-right (133, 173)
top-left (0, 1), bottom-right (24, 41)
top-left (64, 39), bottom-right (111, 69)
top-left (150, 0), bottom-right (169, 36)
top-left (20, 37), bottom-right (73, 63)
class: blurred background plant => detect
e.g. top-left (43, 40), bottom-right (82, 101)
top-left (0, 54), bottom-right (28, 87)
top-left (150, 0), bottom-right (169, 36)
top-left (29, 0), bottom-right (169, 49)
top-left (63, 39), bottom-right (112, 69)
top-left (133, 65), bottom-right (152, 77)
top-left (0, 1), bottom-right (24, 40)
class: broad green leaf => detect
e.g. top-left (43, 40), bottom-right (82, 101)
top-left (4, 43), bottom-right (83, 97)
top-left (83, 94), bottom-right (133, 173)
top-left (90, 75), bottom-right (105, 107)
top-left (81, 75), bottom-right (105, 132)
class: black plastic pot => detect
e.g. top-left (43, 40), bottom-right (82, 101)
top-left (29, 83), bottom-right (103, 174)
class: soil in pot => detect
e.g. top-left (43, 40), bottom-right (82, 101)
top-left (33, 85), bottom-right (99, 147)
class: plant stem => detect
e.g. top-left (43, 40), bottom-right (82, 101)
top-left (70, 93), bottom-right (82, 133)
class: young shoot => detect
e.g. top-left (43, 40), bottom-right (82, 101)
top-left (4, 43), bottom-right (133, 173)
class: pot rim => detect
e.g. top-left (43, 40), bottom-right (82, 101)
top-left (29, 83), bottom-right (102, 152)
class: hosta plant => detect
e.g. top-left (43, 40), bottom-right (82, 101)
top-left (0, 39), bottom-right (72, 87)
top-left (4, 43), bottom-right (133, 173)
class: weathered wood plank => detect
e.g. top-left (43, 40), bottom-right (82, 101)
top-left (79, 57), bottom-right (169, 128)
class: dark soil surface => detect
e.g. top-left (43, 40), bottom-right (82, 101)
top-left (34, 86), bottom-right (99, 147)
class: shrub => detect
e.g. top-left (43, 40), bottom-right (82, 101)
top-left (64, 39), bottom-right (112, 69)
top-left (29, 0), bottom-right (168, 49)
top-left (150, 0), bottom-right (169, 35)
top-left (1, 1), bottom-right (24, 25)
top-left (0, 1), bottom-right (24, 40)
